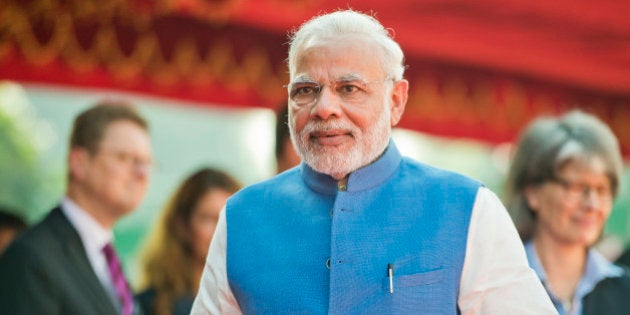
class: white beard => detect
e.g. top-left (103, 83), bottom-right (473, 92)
top-left (290, 104), bottom-right (391, 180)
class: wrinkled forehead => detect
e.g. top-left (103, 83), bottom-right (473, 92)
top-left (291, 73), bottom-right (369, 84)
top-left (99, 120), bottom-right (152, 153)
top-left (290, 35), bottom-right (386, 81)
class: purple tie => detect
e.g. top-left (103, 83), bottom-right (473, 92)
top-left (103, 243), bottom-right (133, 315)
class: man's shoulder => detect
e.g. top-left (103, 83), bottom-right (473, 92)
top-left (227, 167), bottom-right (305, 206)
top-left (1, 207), bottom-right (67, 261)
top-left (238, 167), bottom-right (301, 194)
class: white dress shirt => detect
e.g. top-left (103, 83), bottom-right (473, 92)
top-left (191, 187), bottom-right (558, 314)
top-left (60, 197), bottom-right (120, 309)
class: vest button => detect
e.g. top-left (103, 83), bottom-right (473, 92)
top-left (326, 258), bottom-right (331, 269)
top-left (337, 179), bottom-right (348, 191)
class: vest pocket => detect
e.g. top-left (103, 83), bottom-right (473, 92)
top-left (380, 268), bottom-right (451, 314)
top-left (381, 268), bottom-right (445, 290)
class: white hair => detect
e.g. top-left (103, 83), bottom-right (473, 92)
top-left (287, 10), bottom-right (406, 81)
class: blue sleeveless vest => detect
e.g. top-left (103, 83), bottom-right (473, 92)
top-left (227, 142), bottom-right (480, 314)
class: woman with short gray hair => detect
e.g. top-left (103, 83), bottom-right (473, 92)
top-left (505, 110), bottom-right (630, 315)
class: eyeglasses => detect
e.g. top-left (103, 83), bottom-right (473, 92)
top-left (285, 77), bottom-right (392, 107)
top-left (101, 149), bottom-right (155, 172)
top-left (549, 177), bottom-right (612, 205)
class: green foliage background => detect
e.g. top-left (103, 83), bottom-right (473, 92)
top-left (0, 83), bottom-right (64, 222)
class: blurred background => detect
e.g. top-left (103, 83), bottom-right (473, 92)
top-left (1, 0), bottom-right (629, 282)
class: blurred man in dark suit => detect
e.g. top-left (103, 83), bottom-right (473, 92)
top-left (0, 206), bottom-right (27, 256)
top-left (0, 101), bottom-right (152, 315)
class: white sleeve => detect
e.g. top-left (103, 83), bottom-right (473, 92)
top-left (458, 187), bottom-right (557, 315)
top-left (190, 208), bottom-right (242, 315)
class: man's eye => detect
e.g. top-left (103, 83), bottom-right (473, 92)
top-left (337, 84), bottom-right (360, 95)
top-left (293, 86), bottom-right (318, 96)
top-left (115, 152), bottom-right (132, 162)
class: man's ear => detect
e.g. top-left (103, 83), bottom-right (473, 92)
top-left (389, 79), bottom-right (408, 126)
top-left (68, 147), bottom-right (89, 181)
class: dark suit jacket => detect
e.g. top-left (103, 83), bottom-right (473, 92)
top-left (583, 268), bottom-right (630, 315)
top-left (0, 206), bottom-right (139, 315)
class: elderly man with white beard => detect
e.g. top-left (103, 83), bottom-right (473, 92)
top-left (191, 9), bottom-right (557, 315)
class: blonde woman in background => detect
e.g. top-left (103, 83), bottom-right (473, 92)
top-left (505, 110), bottom-right (630, 315)
top-left (137, 168), bottom-right (240, 315)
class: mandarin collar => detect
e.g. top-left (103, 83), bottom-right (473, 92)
top-left (300, 139), bottom-right (402, 195)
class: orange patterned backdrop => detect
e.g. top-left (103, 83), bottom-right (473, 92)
top-left (1, 0), bottom-right (629, 155)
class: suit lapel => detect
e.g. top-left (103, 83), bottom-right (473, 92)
top-left (48, 207), bottom-right (120, 315)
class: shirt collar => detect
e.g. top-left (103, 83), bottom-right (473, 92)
top-left (525, 241), bottom-right (623, 283)
top-left (524, 241), bottom-right (549, 283)
top-left (577, 246), bottom-right (624, 295)
top-left (300, 139), bottom-right (402, 195)
top-left (525, 240), bottom-right (623, 311)
top-left (61, 196), bottom-right (113, 252)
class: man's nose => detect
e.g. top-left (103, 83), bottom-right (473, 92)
top-left (132, 159), bottom-right (153, 178)
top-left (310, 87), bottom-right (343, 120)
